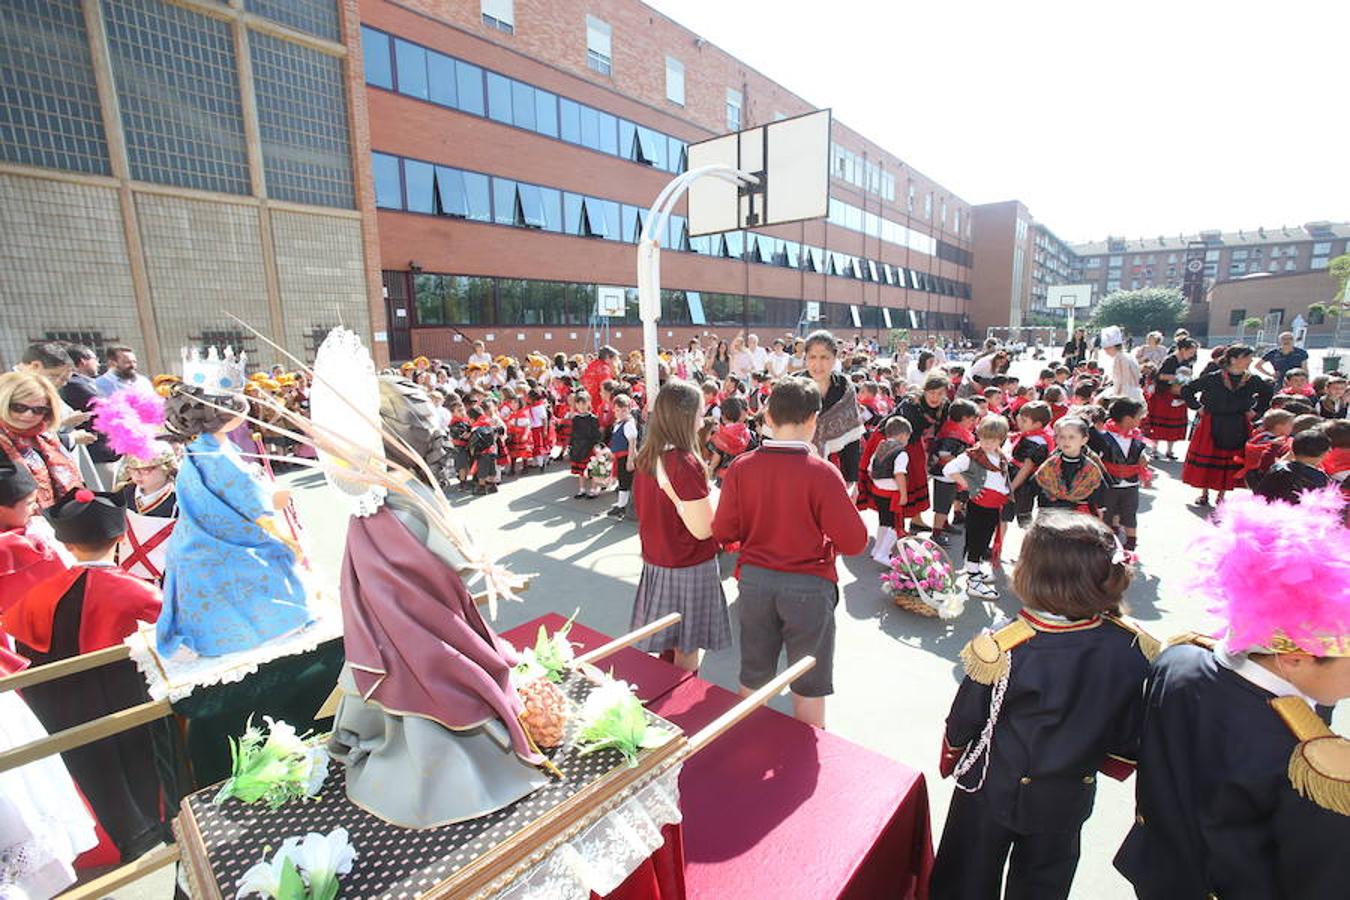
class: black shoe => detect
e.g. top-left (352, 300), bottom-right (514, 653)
top-left (945, 521), bottom-right (964, 534)
top-left (606, 505), bottom-right (627, 518)
top-left (474, 485), bottom-right (488, 495)
top-left (574, 491), bottom-right (587, 499)
top-left (933, 531), bottom-right (952, 547)
top-left (489, 484), bottom-right (499, 493)
top-left (910, 521), bottom-right (932, 533)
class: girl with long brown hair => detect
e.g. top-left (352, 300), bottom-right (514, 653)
top-left (629, 380), bottom-right (730, 673)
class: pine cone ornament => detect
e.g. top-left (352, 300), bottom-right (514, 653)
top-left (518, 678), bottom-right (570, 749)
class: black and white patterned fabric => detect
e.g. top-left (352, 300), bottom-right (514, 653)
top-left (179, 675), bottom-right (683, 899)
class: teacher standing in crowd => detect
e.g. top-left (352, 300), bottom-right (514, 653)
top-left (798, 330), bottom-right (864, 485)
top-left (628, 380), bottom-right (731, 674)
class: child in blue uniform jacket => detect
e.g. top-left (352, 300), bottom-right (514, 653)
top-left (930, 510), bottom-right (1155, 900)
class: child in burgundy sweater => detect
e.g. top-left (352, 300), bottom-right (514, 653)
top-left (713, 378), bottom-right (868, 729)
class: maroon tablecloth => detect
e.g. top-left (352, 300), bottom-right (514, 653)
top-left (505, 616), bottom-right (933, 898)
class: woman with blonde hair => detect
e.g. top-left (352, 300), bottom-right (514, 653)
top-left (628, 380), bottom-right (730, 673)
top-left (1135, 330), bottom-right (1167, 368)
top-left (0, 371), bottom-right (83, 508)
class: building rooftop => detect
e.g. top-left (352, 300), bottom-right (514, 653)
top-left (1070, 221), bottom-right (1349, 255)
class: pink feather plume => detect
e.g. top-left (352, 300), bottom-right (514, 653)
top-left (1184, 488), bottom-right (1350, 654)
top-left (91, 386), bottom-right (166, 461)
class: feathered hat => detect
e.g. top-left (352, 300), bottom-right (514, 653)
top-left (1185, 489), bottom-right (1349, 657)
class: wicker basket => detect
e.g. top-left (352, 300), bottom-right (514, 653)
top-left (890, 589), bottom-right (939, 617)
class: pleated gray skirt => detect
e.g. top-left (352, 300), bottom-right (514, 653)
top-left (630, 556), bottom-right (732, 654)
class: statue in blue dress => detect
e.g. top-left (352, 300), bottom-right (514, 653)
top-left (157, 359), bottom-right (311, 657)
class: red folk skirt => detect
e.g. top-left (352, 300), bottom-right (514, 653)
top-left (1181, 413), bottom-right (1247, 491)
top-left (900, 437), bottom-right (931, 517)
top-left (1145, 388), bottom-right (1189, 441)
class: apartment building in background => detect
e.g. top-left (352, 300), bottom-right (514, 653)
top-left (1069, 222), bottom-right (1350, 298)
top-left (0, 0), bottom-right (381, 371)
top-left (358, 0), bottom-right (975, 359)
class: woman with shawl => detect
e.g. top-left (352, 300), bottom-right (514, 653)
top-left (797, 330), bottom-right (865, 486)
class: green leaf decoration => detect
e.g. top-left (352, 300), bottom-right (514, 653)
top-left (573, 679), bottom-right (675, 767)
top-left (276, 857), bottom-right (306, 900)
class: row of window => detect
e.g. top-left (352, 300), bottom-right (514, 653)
top-left (406, 272), bottom-right (964, 331)
top-left (372, 151), bottom-right (971, 299)
top-left (1085, 241), bottom-right (1341, 269)
top-left (361, 26), bottom-right (690, 176)
top-left (825, 197), bottom-right (938, 258)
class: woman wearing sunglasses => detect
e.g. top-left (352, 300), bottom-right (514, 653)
top-left (0, 371), bottom-right (83, 509)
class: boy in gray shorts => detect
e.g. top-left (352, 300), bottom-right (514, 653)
top-left (712, 377), bottom-right (868, 728)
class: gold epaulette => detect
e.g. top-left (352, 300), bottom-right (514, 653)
top-left (960, 619), bottom-right (1036, 685)
top-left (1165, 631), bottom-right (1217, 651)
top-left (1271, 696), bottom-right (1350, 816)
top-left (1105, 615), bottom-right (1162, 662)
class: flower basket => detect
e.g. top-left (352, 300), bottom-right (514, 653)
top-left (880, 536), bottom-right (965, 619)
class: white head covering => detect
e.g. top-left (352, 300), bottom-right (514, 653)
top-left (1100, 325), bottom-right (1125, 349)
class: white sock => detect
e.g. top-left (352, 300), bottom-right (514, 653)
top-left (616, 490), bottom-right (630, 507)
top-left (872, 527), bottom-right (896, 561)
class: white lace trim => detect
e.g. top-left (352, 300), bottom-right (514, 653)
top-left (124, 607), bottom-right (342, 703)
top-left (491, 765), bottom-right (683, 900)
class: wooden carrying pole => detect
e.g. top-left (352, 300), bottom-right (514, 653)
top-left (0, 697), bottom-right (173, 775)
top-left (58, 844), bottom-right (181, 900)
top-left (0, 645), bottom-right (131, 694)
top-left (574, 613), bottom-right (682, 666)
top-left (687, 656), bottom-right (815, 755)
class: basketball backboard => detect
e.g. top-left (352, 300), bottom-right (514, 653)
top-left (596, 285), bottom-right (626, 317)
top-left (686, 109), bottom-right (831, 237)
top-left (1045, 284), bottom-right (1094, 309)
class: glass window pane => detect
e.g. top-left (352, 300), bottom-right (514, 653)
top-left (619, 120), bottom-right (639, 161)
top-left (668, 137), bottom-right (686, 174)
top-left (597, 111), bottom-right (618, 155)
top-left (440, 275), bottom-right (495, 324)
top-left (534, 89), bottom-right (558, 137)
top-left (434, 166), bottom-right (466, 216)
top-left (486, 72), bottom-right (512, 123)
top-left (427, 52), bottom-right (456, 107)
top-left (455, 61), bottom-right (484, 115)
top-left (564, 192), bottom-right (587, 235)
top-left (394, 40), bottom-right (427, 99)
top-left (579, 105), bottom-right (601, 150)
top-left (539, 188), bottom-right (562, 232)
top-left (372, 153), bottom-right (402, 209)
top-left (637, 126), bottom-right (665, 170)
top-left (560, 98), bottom-right (581, 143)
top-left (622, 205), bottom-right (641, 242)
top-left (517, 183), bottom-right (546, 228)
top-left (404, 159), bottom-right (434, 212)
top-left (725, 231), bottom-right (743, 258)
top-left (463, 171), bottom-right (491, 221)
top-left (670, 215), bottom-right (689, 252)
top-left (511, 80), bottom-right (535, 130)
top-left (593, 199), bottom-right (620, 240)
top-left (413, 274), bottom-right (446, 325)
top-left (361, 27), bottom-right (392, 89)
top-left (492, 176), bottom-right (516, 224)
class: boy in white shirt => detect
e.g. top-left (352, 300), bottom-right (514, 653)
top-left (942, 414), bottom-right (1012, 600)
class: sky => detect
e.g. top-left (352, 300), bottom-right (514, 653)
top-left (643, 0), bottom-right (1349, 244)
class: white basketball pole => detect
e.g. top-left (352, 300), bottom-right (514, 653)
top-left (637, 164), bottom-right (760, 411)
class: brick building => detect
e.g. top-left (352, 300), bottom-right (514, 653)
top-left (1206, 269), bottom-right (1342, 347)
top-left (0, 0), bottom-right (382, 373)
top-left (358, 0), bottom-right (976, 360)
top-left (969, 201), bottom-right (1078, 334)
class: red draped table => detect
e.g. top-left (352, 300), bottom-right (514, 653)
top-left (504, 615), bottom-right (933, 899)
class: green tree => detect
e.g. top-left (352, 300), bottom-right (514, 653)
top-left (1089, 287), bottom-right (1187, 337)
